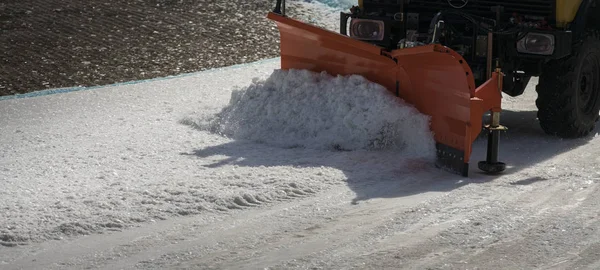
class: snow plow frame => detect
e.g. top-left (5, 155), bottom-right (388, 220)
top-left (267, 7), bottom-right (507, 177)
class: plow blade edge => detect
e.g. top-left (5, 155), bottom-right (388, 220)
top-left (267, 12), bottom-right (502, 176)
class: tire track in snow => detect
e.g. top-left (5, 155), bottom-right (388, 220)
top-left (72, 179), bottom-right (453, 270)
top-left (346, 172), bottom-right (600, 270)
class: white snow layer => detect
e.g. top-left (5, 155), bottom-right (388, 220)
top-left (0, 59), bottom-right (436, 246)
top-left (187, 69), bottom-right (436, 158)
top-left (312, 0), bottom-right (357, 9)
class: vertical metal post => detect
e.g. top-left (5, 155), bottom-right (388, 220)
top-left (478, 69), bottom-right (507, 174)
top-left (273, 0), bottom-right (286, 16)
top-left (486, 112), bottom-right (501, 163)
top-left (282, 0), bottom-right (285, 16)
top-left (486, 32), bottom-right (493, 80)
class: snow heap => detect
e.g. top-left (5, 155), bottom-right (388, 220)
top-left (311, 0), bottom-right (357, 9)
top-left (199, 69), bottom-right (436, 158)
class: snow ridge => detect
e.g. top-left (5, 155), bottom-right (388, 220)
top-left (192, 69), bottom-right (436, 159)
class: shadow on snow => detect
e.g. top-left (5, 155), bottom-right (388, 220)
top-left (181, 108), bottom-right (598, 205)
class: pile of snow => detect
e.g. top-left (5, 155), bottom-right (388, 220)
top-left (190, 69), bottom-right (436, 158)
top-left (310, 0), bottom-right (357, 9)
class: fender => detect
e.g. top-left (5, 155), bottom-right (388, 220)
top-left (556, 0), bottom-right (583, 27)
top-left (573, 0), bottom-right (597, 41)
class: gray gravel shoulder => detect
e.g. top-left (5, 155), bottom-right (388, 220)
top-left (1, 0), bottom-right (292, 96)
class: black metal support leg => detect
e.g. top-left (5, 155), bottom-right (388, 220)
top-left (478, 111), bottom-right (506, 174)
top-left (273, 0), bottom-right (285, 15)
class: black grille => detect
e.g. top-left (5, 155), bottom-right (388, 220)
top-left (363, 0), bottom-right (405, 13)
top-left (406, 0), bottom-right (555, 18)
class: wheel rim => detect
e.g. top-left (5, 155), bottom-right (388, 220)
top-left (578, 54), bottom-right (600, 115)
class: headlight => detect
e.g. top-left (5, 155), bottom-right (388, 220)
top-left (517, 33), bottom-right (555, 55)
top-left (349, 19), bottom-right (384, 41)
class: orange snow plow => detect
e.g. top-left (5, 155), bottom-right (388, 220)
top-left (267, 1), bottom-right (509, 177)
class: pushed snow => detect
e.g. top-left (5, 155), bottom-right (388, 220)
top-left (311, 0), bottom-right (357, 9)
top-left (191, 69), bottom-right (435, 158)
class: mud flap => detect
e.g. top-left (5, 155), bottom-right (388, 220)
top-left (267, 12), bottom-right (502, 177)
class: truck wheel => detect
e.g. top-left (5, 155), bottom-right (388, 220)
top-left (535, 31), bottom-right (600, 138)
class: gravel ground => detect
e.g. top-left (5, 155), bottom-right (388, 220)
top-left (0, 0), bottom-right (311, 96)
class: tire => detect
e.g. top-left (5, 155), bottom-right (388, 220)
top-left (535, 30), bottom-right (600, 138)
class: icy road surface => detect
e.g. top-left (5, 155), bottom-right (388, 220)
top-left (2, 58), bottom-right (600, 269)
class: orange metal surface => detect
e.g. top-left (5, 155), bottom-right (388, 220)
top-left (267, 12), bottom-right (503, 169)
top-left (267, 12), bottom-right (397, 91)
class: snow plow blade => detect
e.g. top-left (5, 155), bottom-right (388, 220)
top-left (267, 12), bottom-right (504, 177)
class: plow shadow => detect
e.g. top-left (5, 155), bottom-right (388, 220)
top-left (183, 108), bottom-right (599, 204)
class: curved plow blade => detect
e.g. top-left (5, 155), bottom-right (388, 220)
top-left (267, 12), bottom-right (502, 176)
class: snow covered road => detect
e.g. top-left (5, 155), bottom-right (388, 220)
top-left (2, 58), bottom-right (600, 269)
top-left (1, 59), bottom-right (308, 245)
